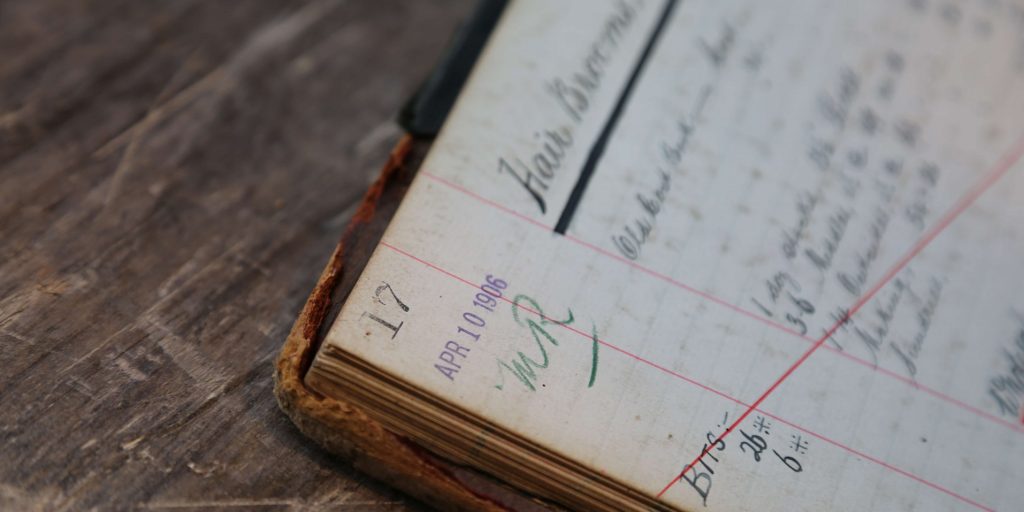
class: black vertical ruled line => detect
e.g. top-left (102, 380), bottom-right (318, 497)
top-left (553, 0), bottom-right (680, 235)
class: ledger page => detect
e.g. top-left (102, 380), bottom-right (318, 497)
top-left (316, 0), bottom-right (1024, 509)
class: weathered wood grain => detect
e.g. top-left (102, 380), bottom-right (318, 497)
top-left (0, 1), bottom-right (474, 509)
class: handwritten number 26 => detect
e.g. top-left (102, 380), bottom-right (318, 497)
top-left (739, 430), bottom-right (768, 462)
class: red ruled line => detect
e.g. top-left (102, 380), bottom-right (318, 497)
top-left (656, 134), bottom-right (1024, 504)
top-left (379, 240), bottom-right (995, 512)
top-left (420, 170), bottom-right (1024, 434)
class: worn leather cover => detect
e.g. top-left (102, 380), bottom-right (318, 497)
top-left (273, 135), bottom-right (557, 512)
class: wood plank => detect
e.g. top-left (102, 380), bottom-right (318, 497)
top-left (0, 1), bottom-right (475, 509)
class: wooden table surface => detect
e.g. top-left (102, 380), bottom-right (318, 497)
top-left (1, 1), bottom-right (474, 509)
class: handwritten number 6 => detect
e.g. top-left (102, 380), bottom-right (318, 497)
top-left (772, 450), bottom-right (802, 472)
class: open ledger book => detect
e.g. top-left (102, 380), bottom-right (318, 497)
top-left (279, 0), bottom-right (1024, 510)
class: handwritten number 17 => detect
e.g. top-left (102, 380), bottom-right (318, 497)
top-left (363, 282), bottom-right (408, 339)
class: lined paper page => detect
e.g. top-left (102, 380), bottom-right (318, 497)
top-left (315, 0), bottom-right (1024, 509)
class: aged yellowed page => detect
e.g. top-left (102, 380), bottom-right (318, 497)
top-left (312, 0), bottom-right (1024, 509)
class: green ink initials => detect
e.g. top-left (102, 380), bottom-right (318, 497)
top-left (494, 294), bottom-right (599, 391)
top-left (495, 295), bottom-right (571, 391)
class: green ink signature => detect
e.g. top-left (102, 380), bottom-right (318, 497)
top-left (494, 294), bottom-right (599, 391)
